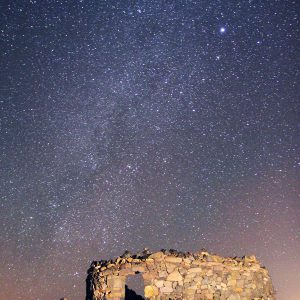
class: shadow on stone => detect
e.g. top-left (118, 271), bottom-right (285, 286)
top-left (125, 284), bottom-right (144, 300)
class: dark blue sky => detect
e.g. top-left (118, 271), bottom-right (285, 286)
top-left (0, 1), bottom-right (299, 299)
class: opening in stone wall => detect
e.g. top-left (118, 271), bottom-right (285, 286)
top-left (125, 273), bottom-right (145, 300)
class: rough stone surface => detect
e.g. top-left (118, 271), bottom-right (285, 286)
top-left (86, 249), bottom-right (276, 300)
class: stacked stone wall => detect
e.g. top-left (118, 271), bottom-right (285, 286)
top-left (86, 249), bottom-right (275, 300)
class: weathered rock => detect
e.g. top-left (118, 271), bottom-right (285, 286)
top-left (165, 256), bottom-right (183, 263)
top-left (144, 285), bottom-right (159, 297)
top-left (148, 251), bottom-right (165, 260)
top-left (167, 270), bottom-right (183, 281)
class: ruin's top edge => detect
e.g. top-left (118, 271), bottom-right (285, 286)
top-left (89, 248), bottom-right (264, 271)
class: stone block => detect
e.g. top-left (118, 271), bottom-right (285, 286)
top-left (160, 286), bottom-right (173, 293)
top-left (165, 256), bottom-right (183, 263)
top-left (188, 267), bottom-right (202, 274)
top-left (167, 270), bottom-right (183, 281)
top-left (144, 285), bottom-right (159, 297)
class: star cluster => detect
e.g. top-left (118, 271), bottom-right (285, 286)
top-left (0, 1), bottom-right (299, 300)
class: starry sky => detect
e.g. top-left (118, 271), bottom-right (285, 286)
top-left (0, 1), bottom-right (299, 299)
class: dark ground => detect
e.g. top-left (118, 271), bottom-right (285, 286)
top-left (125, 285), bottom-right (144, 300)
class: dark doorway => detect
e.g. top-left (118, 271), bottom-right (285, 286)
top-left (125, 273), bottom-right (145, 300)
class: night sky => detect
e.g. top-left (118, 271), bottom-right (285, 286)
top-left (0, 1), bottom-right (299, 300)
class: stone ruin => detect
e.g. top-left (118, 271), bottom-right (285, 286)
top-left (86, 248), bottom-right (275, 300)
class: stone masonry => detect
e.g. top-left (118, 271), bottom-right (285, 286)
top-left (86, 249), bottom-right (275, 300)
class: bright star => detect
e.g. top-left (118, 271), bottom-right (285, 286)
top-left (220, 27), bottom-right (226, 33)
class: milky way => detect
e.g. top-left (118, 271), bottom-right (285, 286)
top-left (0, 1), bottom-right (299, 299)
